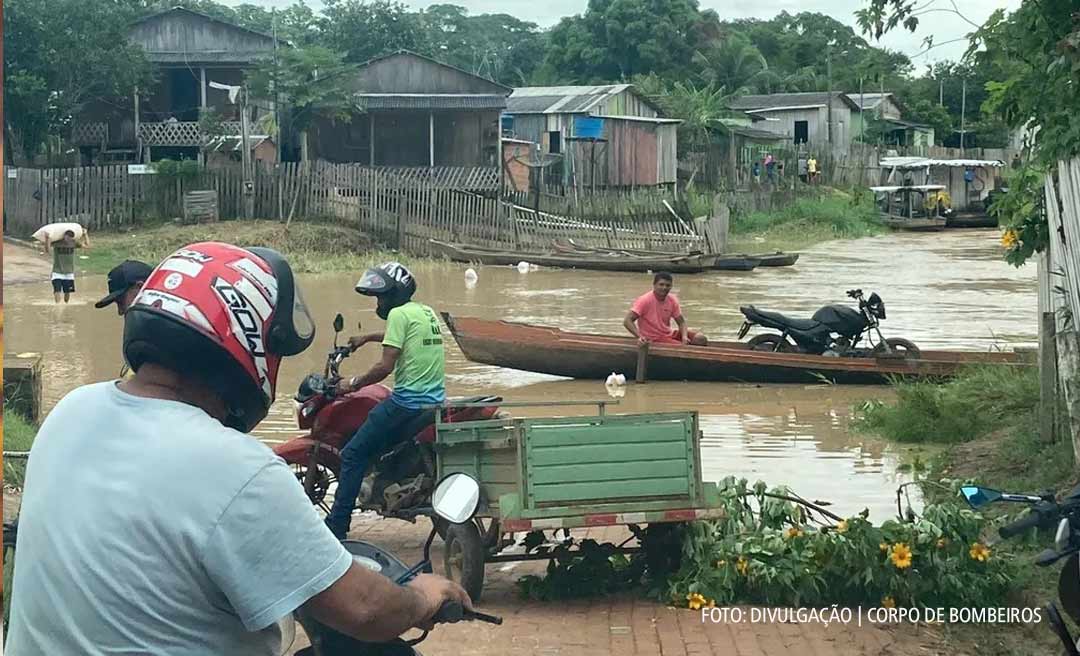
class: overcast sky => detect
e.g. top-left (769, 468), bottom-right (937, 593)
top-left (223, 0), bottom-right (1021, 69)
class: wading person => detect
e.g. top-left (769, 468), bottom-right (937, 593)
top-left (624, 272), bottom-right (708, 346)
top-left (95, 259), bottom-right (154, 378)
top-left (7, 243), bottom-right (469, 654)
top-left (325, 262), bottom-right (446, 539)
top-left (44, 229), bottom-right (80, 303)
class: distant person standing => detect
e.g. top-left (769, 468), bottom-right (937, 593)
top-left (797, 157), bottom-right (808, 183)
top-left (44, 230), bottom-right (81, 303)
top-left (764, 154), bottom-right (776, 184)
top-left (752, 161), bottom-right (761, 186)
top-left (808, 156), bottom-right (819, 184)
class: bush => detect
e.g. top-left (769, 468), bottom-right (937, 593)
top-left (664, 477), bottom-right (1013, 610)
top-left (732, 190), bottom-right (882, 239)
top-left (855, 365), bottom-right (1040, 443)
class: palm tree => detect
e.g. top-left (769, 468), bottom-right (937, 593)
top-left (693, 39), bottom-right (771, 95)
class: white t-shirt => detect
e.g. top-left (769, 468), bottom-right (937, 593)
top-left (7, 381), bottom-right (351, 655)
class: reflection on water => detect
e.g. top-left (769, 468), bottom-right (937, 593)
top-left (5, 229), bottom-right (1036, 521)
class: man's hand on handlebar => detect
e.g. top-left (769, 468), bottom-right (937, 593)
top-left (407, 573), bottom-right (473, 630)
top-left (347, 335), bottom-right (369, 352)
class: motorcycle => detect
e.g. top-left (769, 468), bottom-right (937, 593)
top-left (736, 288), bottom-right (921, 358)
top-left (273, 314), bottom-right (503, 520)
top-left (960, 484), bottom-right (1080, 655)
top-left (295, 472), bottom-right (503, 656)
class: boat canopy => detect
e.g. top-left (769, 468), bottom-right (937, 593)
top-left (869, 184), bottom-right (947, 192)
top-left (879, 156), bottom-right (1005, 169)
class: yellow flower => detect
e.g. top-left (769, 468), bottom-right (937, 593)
top-left (890, 543), bottom-right (913, 570)
top-left (706, 598), bottom-right (716, 608)
top-left (881, 595), bottom-right (896, 609)
top-left (687, 592), bottom-right (706, 610)
top-left (880, 542), bottom-right (889, 553)
top-left (786, 527), bottom-right (804, 540)
top-left (836, 520), bottom-right (849, 534)
top-left (736, 556), bottom-right (750, 576)
top-left (937, 538), bottom-right (948, 549)
top-left (715, 559), bottom-right (727, 568)
top-left (1001, 229), bottom-right (1019, 248)
top-left (969, 542), bottom-right (991, 562)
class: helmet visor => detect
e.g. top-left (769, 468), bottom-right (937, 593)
top-left (356, 269), bottom-right (391, 295)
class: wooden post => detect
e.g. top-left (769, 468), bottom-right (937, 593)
top-left (200, 67), bottom-right (207, 111)
top-left (240, 86), bottom-right (254, 219)
top-left (134, 87), bottom-right (141, 162)
top-left (1042, 311), bottom-right (1060, 442)
top-left (369, 114), bottom-right (375, 166)
top-left (635, 342), bottom-right (649, 383)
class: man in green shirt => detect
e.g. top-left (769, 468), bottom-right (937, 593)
top-left (325, 262), bottom-right (446, 539)
top-left (44, 229), bottom-right (81, 303)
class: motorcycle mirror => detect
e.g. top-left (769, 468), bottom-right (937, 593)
top-left (960, 485), bottom-right (1003, 509)
top-left (333, 313), bottom-right (344, 333)
top-left (1058, 518), bottom-right (1072, 552)
top-left (432, 473), bottom-right (481, 524)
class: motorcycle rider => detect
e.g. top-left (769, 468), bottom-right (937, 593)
top-left (7, 243), bottom-right (469, 655)
top-left (95, 259), bottom-right (154, 378)
top-left (326, 262), bottom-right (446, 539)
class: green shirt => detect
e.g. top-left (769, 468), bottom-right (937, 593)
top-left (383, 302), bottom-right (446, 409)
top-left (52, 244), bottom-right (76, 275)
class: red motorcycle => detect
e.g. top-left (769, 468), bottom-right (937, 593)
top-left (273, 313), bottom-right (502, 520)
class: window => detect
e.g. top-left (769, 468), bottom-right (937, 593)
top-left (794, 121), bottom-right (809, 144)
top-left (548, 131), bottom-right (562, 154)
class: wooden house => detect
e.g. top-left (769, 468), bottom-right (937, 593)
top-left (849, 92), bottom-right (934, 148)
top-left (70, 7), bottom-right (278, 164)
top-left (727, 92), bottom-right (859, 154)
top-left (306, 51), bottom-right (510, 168)
top-left (503, 85), bottom-right (680, 188)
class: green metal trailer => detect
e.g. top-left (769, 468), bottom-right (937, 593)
top-left (432, 406), bottom-right (725, 601)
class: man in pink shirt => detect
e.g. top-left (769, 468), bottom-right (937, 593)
top-left (624, 272), bottom-right (709, 346)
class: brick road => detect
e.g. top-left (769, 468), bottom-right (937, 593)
top-left (289, 514), bottom-right (951, 656)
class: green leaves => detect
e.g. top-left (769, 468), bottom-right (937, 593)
top-left (247, 45), bottom-right (359, 134)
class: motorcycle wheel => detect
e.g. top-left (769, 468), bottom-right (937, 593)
top-left (443, 521), bottom-right (486, 604)
top-left (291, 456), bottom-right (338, 515)
top-left (873, 338), bottom-right (921, 359)
top-left (747, 333), bottom-right (795, 353)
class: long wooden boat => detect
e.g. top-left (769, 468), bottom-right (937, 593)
top-left (871, 184), bottom-right (949, 232)
top-left (428, 239), bottom-right (713, 274)
top-left (945, 211), bottom-right (997, 229)
top-left (880, 216), bottom-right (948, 231)
top-left (552, 239), bottom-right (796, 269)
top-left (442, 314), bottom-right (1031, 385)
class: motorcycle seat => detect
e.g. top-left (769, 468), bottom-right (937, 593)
top-left (741, 305), bottom-right (821, 332)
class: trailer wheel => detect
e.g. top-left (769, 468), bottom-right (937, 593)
top-left (443, 521), bottom-right (486, 603)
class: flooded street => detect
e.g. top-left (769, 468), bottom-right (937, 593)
top-left (6, 228), bottom-right (1036, 520)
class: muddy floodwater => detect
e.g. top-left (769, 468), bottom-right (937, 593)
top-left (6, 229), bottom-right (1037, 520)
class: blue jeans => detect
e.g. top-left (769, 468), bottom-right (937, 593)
top-left (326, 397), bottom-right (427, 537)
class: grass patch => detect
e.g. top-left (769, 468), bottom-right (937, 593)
top-left (854, 365), bottom-right (1039, 444)
top-left (75, 218), bottom-right (435, 275)
top-left (727, 188), bottom-right (884, 252)
top-left (3, 407), bottom-right (36, 489)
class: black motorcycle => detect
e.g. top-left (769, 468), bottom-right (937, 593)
top-left (737, 288), bottom-right (920, 358)
top-left (961, 484), bottom-right (1080, 655)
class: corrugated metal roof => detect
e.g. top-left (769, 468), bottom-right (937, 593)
top-left (146, 52), bottom-right (274, 64)
top-left (729, 92), bottom-right (859, 112)
top-left (355, 94), bottom-right (508, 110)
top-left (506, 85), bottom-right (633, 114)
top-left (593, 114), bottom-right (681, 124)
top-left (880, 157), bottom-right (1005, 169)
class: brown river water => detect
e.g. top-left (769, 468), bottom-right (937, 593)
top-left (6, 228), bottom-right (1036, 520)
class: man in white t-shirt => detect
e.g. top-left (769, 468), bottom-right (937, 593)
top-left (7, 242), bottom-right (470, 655)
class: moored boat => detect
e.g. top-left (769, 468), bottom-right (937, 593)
top-left (870, 184), bottom-right (949, 232)
top-left (550, 239), bottom-right (776, 271)
top-left (441, 314), bottom-right (1030, 385)
top-left (429, 239), bottom-right (713, 274)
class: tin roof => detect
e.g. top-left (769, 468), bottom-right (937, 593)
top-left (880, 157), bottom-right (1005, 169)
top-left (506, 85), bottom-right (647, 115)
top-left (728, 92), bottom-right (860, 112)
top-left (355, 93), bottom-right (507, 111)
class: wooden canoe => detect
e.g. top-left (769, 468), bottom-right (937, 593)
top-left (881, 215), bottom-right (948, 232)
top-left (429, 239), bottom-right (713, 274)
top-left (549, 239), bottom-right (763, 271)
top-left (945, 211), bottom-right (998, 229)
top-left (441, 314), bottom-right (1032, 385)
top-left (745, 252), bottom-right (800, 267)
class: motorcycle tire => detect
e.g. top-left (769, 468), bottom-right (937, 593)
top-left (443, 521), bottom-right (486, 604)
top-left (747, 333), bottom-right (795, 353)
top-left (872, 338), bottom-right (921, 359)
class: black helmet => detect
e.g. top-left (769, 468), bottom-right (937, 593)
top-left (356, 262), bottom-right (417, 320)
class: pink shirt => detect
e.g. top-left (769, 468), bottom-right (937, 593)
top-left (631, 291), bottom-right (682, 343)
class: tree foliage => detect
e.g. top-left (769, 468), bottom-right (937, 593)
top-left (247, 45), bottom-right (359, 135)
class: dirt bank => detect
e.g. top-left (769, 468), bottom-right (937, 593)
top-left (4, 240), bottom-right (52, 285)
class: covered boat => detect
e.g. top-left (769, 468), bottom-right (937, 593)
top-left (870, 184), bottom-right (949, 231)
top-left (442, 314), bottom-right (1030, 385)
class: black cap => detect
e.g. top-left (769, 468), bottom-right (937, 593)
top-left (95, 260), bottom-right (154, 309)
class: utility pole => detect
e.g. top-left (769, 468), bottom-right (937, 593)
top-left (240, 84), bottom-right (254, 219)
top-left (960, 77), bottom-right (967, 154)
top-left (826, 45), bottom-right (834, 148)
top-left (939, 78), bottom-right (944, 106)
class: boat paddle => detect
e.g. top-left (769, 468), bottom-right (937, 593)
top-left (636, 342), bottom-right (649, 384)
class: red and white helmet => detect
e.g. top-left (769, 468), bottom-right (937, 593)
top-left (123, 242), bottom-right (315, 432)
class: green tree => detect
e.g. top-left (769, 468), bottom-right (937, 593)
top-left (692, 37), bottom-right (771, 94)
top-left (247, 45), bottom-right (358, 136)
top-left (421, 5), bottom-right (547, 86)
top-left (320, 0), bottom-right (430, 64)
top-left (4, 0), bottom-right (153, 161)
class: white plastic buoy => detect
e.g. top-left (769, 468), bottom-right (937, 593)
top-left (464, 268), bottom-right (478, 283)
top-left (517, 261), bottom-right (530, 273)
top-left (605, 372), bottom-right (627, 386)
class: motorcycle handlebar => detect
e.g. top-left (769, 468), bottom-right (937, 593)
top-left (432, 601), bottom-right (503, 625)
top-left (846, 289), bottom-right (863, 299)
top-left (1000, 510), bottom-right (1045, 539)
